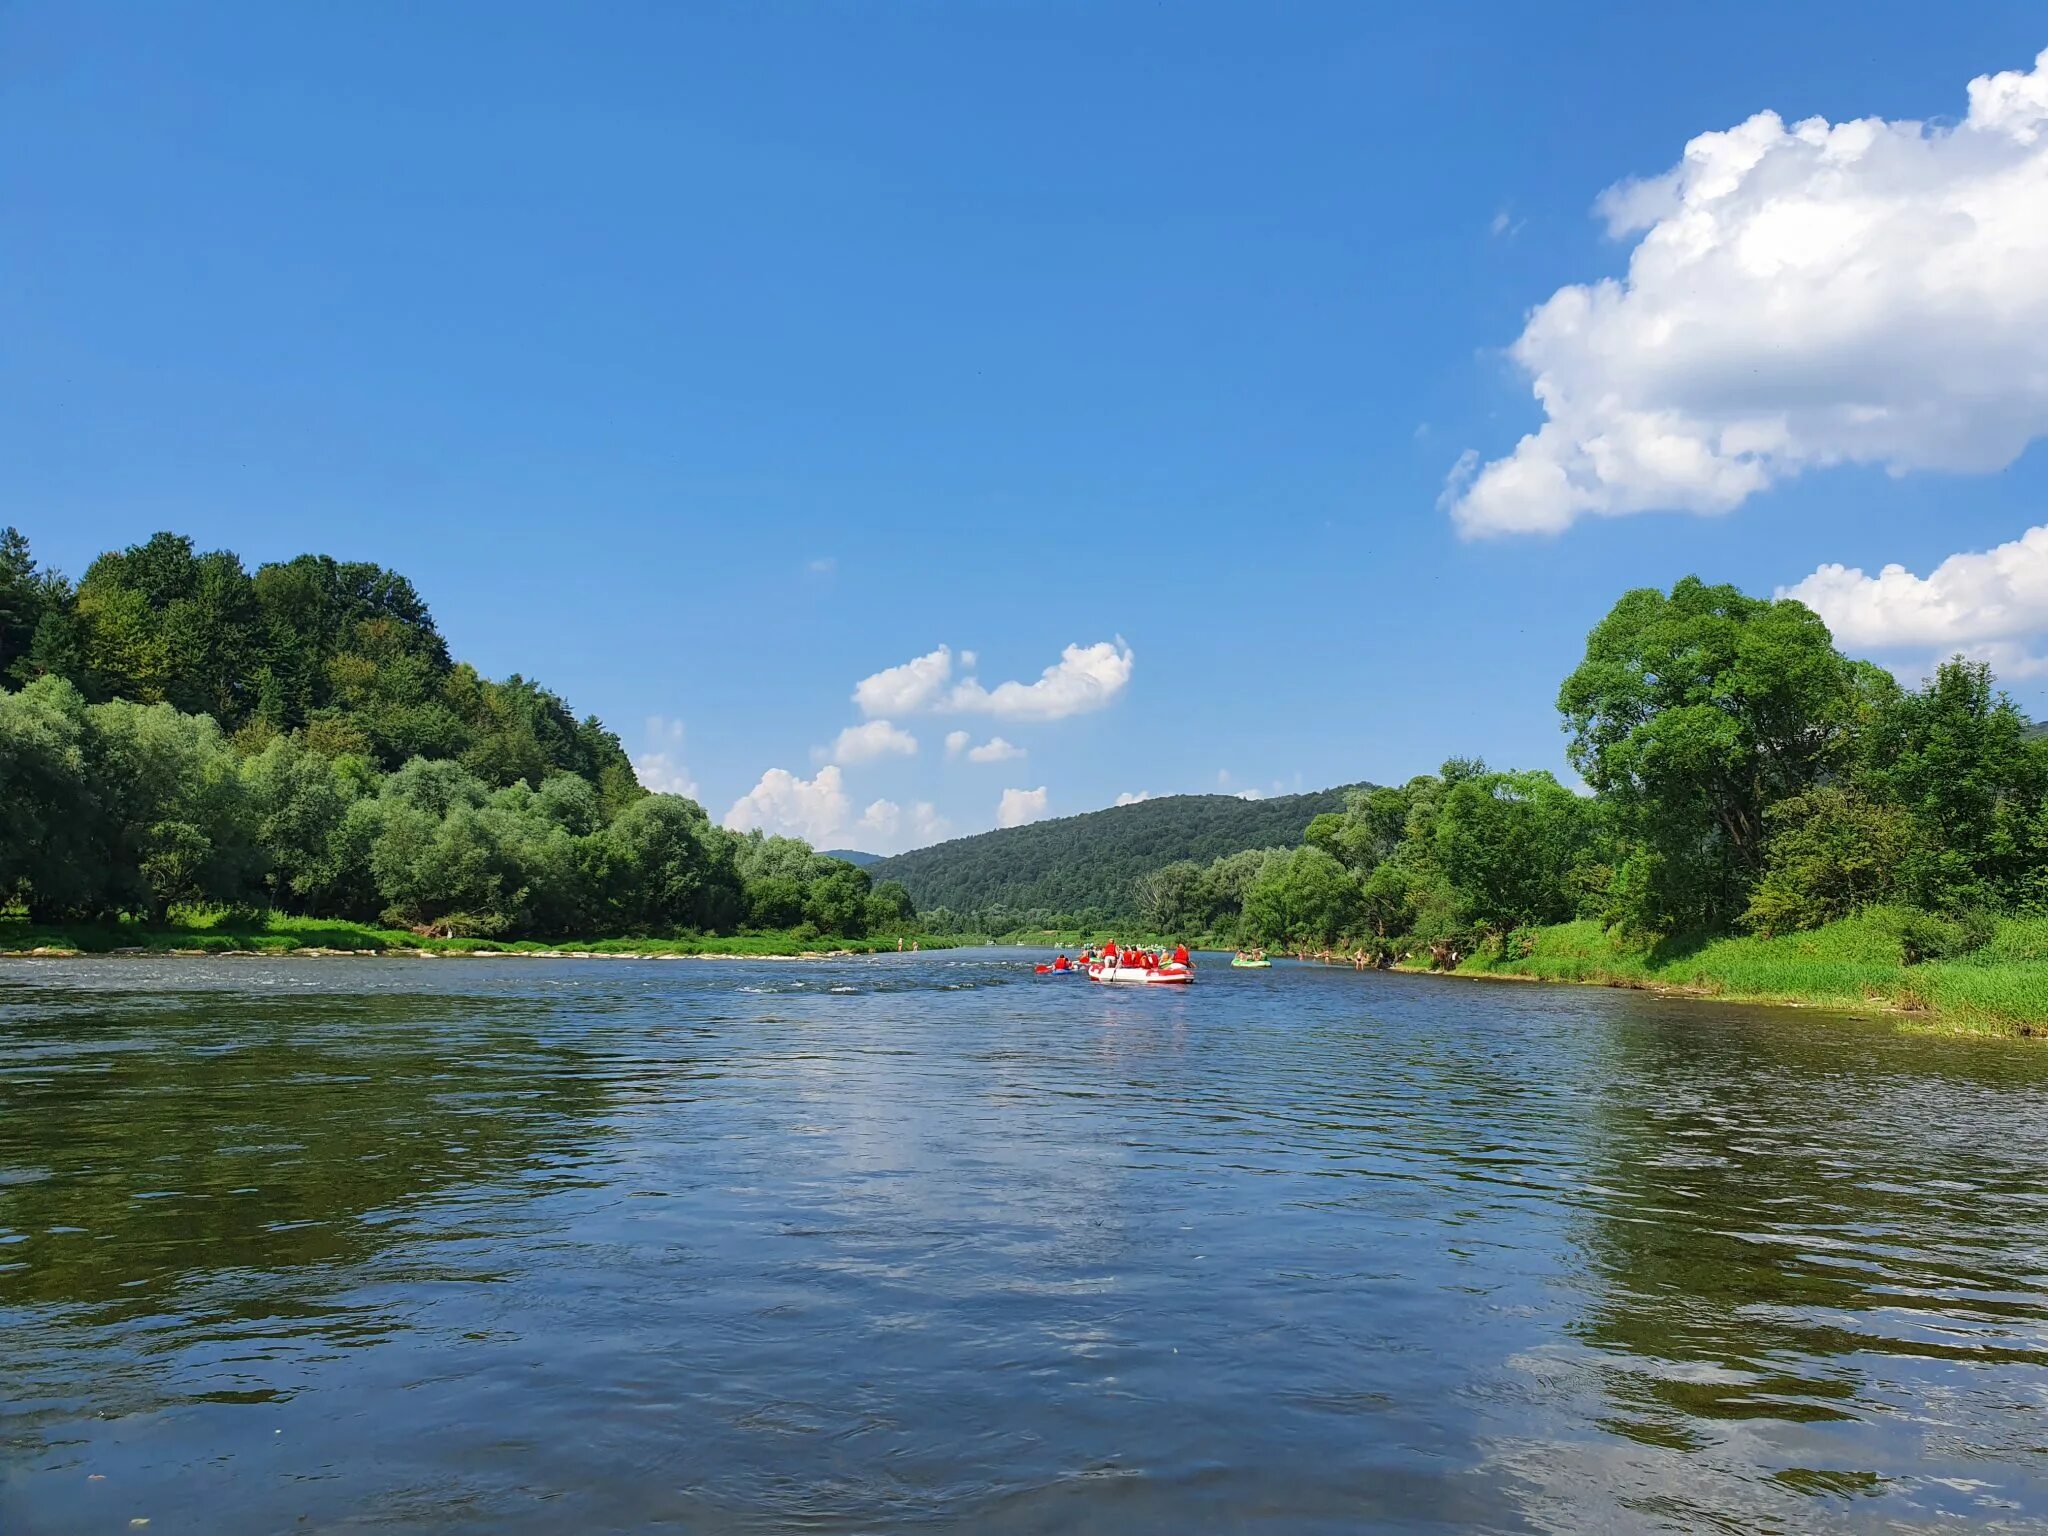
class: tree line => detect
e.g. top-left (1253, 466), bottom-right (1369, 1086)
top-left (0, 528), bottom-right (914, 941)
top-left (866, 784), bottom-right (1357, 931)
top-left (1140, 578), bottom-right (2048, 961)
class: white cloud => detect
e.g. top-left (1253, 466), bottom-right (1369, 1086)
top-left (1237, 788), bottom-right (1266, 801)
top-left (806, 556), bottom-right (837, 575)
top-left (1448, 48), bottom-right (2048, 537)
top-left (854, 639), bottom-right (1134, 721)
top-left (959, 650), bottom-right (978, 669)
top-left (996, 786), bottom-right (1050, 829)
top-left (857, 799), bottom-right (901, 839)
top-left (823, 719), bottom-right (918, 765)
top-left (949, 639), bottom-right (1133, 720)
top-left (910, 802), bottom-right (950, 844)
top-left (724, 765), bottom-right (852, 845)
top-left (632, 716), bottom-right (699, 800)
top-left (1780, 522), bottom-right (2048, 680)
top-left (1781, 524), bottom-right (2048, 649)
top-left (1115, 790), bottom-right (1152, 806)
top-left (964, 735), bottom-right (1025, 763)
top-left (853, 646), bottom-right (955, 717)
top-left (944, 729), bottom-right (971, 758)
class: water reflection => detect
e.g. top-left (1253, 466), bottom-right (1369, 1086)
top-left (3, 955), bottom-right (2048, 1534)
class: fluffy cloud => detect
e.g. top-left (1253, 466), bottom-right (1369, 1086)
top-left (853, 640), bottom-right (1134, 721)
top-left (632, 716), bottom-right (699, 800)
top-left (909, 801), bottom-right (950, 844)
top-left (949, 640), bottom-right (1133, 720)
top-left (1780, 522), bottom-right (2048, 674)
top-left (1115, 790), bottom-right (1152, 806)
top-left (853, 646), bottom-right (956, 717)
top-left (964, 735), bottom-right (1025, 763)
top-left (944, 729), bottom-right (971, 758)
top-left (857, 799), bottom-right (901, 840)
top-left (823, 719), bottom-right (918, 765)
top-left (996, 786), bottom-right (1050, 829)
top-left (1449, 49), bottom-right (2048, 537)
top-left (724, 765), bottom-right (852, 845)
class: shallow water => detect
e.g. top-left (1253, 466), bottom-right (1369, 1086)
top-left (4, 950), bottom-right (2048, 1533)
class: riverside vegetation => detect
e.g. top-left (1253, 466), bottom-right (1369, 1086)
top-left (1123, 578), bottom-right (2048, 1032)
top-left (0, 528), bottom-right (921, 953)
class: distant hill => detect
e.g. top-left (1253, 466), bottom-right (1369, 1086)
top-left (820, 849), bottom-right (881, 867)
top-left (867, 785), bottom-right (1364, 922)
top-left (2028, 721), bottom-right (2047, 742)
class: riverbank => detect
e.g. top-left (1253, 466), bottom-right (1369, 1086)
top-left (0, 912), bottom-right (970, 961)
top-left (1390, 911), bottom-right (2048, 1036)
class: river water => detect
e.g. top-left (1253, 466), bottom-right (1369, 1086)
top-left (4, 950), bottom-right (2048, 1533)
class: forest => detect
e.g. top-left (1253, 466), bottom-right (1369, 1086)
top-left (1156, 579), bottom-right (2048, 975)
top-left (865, 785), bottom-right (1357, 929)
top-left (0, 528), bottom-right (913, 943)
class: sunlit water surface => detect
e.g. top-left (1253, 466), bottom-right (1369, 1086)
top-left (5, 950), bottom-right (2048, 1533)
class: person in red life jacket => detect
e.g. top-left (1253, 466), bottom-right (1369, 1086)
top-left (1053, 953), bottom-right (1070, 971)
top-left (1172, 942), bottom-right (1190, 968)
top-left (1102, 941), bottom-right (1119, 969)
top-left (1143, 949), bottom-right (1159, 969)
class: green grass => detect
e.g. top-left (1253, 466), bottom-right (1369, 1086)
top-left (0, 910), bottom-right (967, 959)
top-left (1398, 910), bottom-right (2048, 1035)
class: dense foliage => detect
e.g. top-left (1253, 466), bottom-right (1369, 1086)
top-left (865, 786), bottom-right (1361, 929)
top-left (1211, 577), bottom-right (2048, 965)
top-left (0, 529), bottom-right (910, 942)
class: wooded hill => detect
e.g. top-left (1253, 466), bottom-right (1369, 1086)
top-left (865, 786), bottom-right (1363, 926)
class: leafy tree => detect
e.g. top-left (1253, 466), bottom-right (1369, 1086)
top-left (0, 676), bottom-right (102, 918)
top-left (1743, 787), bottom-right (1913, 936)
top-left (804, 863), bottom-right (873, 938)
top-left (1135, 860), bottom-right (1208, 933)
top-left (240, 735), bottom-right (365, 913)
top-left (89, 697), bottom-right (261, 918)
top-left (1557, 577), bottom-right (1870, 931)
top-left (1241, 846), bottom-right (1359, 948)
top-left (1433, 769), bottom-right (1595, 930)
top-left (601, 794), bottom-right (744, 934)
top-left (1856, 659), bottom-right (2048, 912)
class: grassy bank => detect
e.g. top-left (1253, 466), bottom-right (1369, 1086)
top-left (1395, 910), bottom-right (2048, 1035)
top-left (0, 910), bottom-right (968, 960)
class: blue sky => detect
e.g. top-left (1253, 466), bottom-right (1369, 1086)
top-left (7, 3), bottom-right (2048, 851)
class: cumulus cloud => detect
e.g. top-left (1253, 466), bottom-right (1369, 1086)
top-left (853, 646), bottom-right (956, 717)
top-left (854, 640), bottom-right (1134, 721)
top-left (724, 765), bottom-right (852, 845)
top-left (964, 735), bottom-right (1025, 763)
top-left (944, 729), bottom-right (970, 758)
top-left (1780, 522), bottom-right (2048, 676)
top-left (823, 719), bottom-right (918, 765)
top-left (1449, 48), bottom-right (2048, 537)
top-left (1115, 790), bottom-right (1152, 806)
top-left (632, 716), bottom-right (699, 800)
top-left (910, 801), bottom-right (950, 844)
top-left (996, 786), bottom-right (1050, 829)
top-left (857, 799), bottom-right (901, 840)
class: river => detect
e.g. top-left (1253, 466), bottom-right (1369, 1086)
top-left (4, 950), bottom-right (2047, 1533)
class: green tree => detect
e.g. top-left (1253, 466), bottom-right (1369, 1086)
top-left (1557, 577), bottom-right (1870, 931)
top-left (1743, 787), bottom-right (1913, 936)
top-left (1433, 769), bottom-right (1595, 929)
top-left (0, 676), bottom-right (103, 918)
top-left (1857, 658), bottom-right (2048, 912)
top-left (1241, 846), bottom-right (1360, 948)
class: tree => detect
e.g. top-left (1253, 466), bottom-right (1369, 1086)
top-left (1743, 787), bottom-right (1913, 936)
top-left (804, 863), bottom-right (873, 937)
top-left (1856, 659), bottom-right (2048, 912)
top-left (601, 794), bottom-right (743, 934)
top-left (0, 676), bottom-right (101, 917)
top-left (88, 697), bottom-right (261, 918)
top-left (1241, 847), bottom-right (1360, 948)
top-left (1135, 860), bottom-right (1208, 933)
top-left (1557, 577), bottom-right (1869, 932)
top-left (1433, 769), bottom-right (1595, 930)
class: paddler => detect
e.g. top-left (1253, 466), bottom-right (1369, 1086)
top-left (1172, 941), bottom-right (1190, 967)
top-left (1053, 953), bottom-right (1071, 972)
